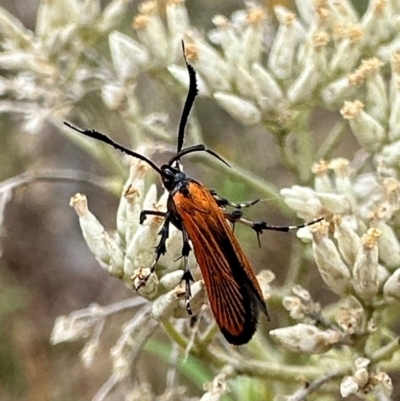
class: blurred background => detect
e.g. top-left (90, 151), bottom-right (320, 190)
top-left (0, 1), bottom-right (369, 400)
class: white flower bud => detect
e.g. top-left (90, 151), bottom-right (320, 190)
top-left (251, 63), bottom-right (284, 111)
top-left (269, 8), bottom-right (303, 81)
top-left (366, 71), bottom-right (388, 124)
top-left (362, 0), bottom-right (392, 45)
top-left (151, 288), bottom-right (180, 320)
top-left (383, 268), bottom-right (400, 301)
top-left (209, 15), bottom-right (242, 60)
top-left (117, 160), bottom-right (149, 246)
top-left (375, 221), bottom-right (400, 268)
top-left (256, 270), bottom-right (275, 302)
top-left (185, 40), bottom-right (231, 92)
top-left (234, 66), bottom-right (261, 103)
top-left (241, 9), bottom-right (266, 66)
top-left (378, 139), bottom-right (400, 166)
top-left (36, 0), bottom-right (80, 39)
top-left (329, 40), bottom-right (361, 74)
top-left (333, 216), bottom-right (362, 268)
top-left (288, 64), bottom-right (321, 104)
top-left (315, 192), bottom-right (351, 214)
top-left (159, 270), bottom-right (183, 292)
top-left (330, 158), bottom-right (358, 211)
top-left (312, 160), bottom-right (333, 193)
top-left (70, 193), bottom-right (124, 277)
top-left (109, 31), bottom-right (149, 79)
top-left (166, 0), bottom-right (190, 49)
top-left (294, 0), bottom-right (315, 25)
top-left (328, 0), bottom-right (358, 23)
top-left (270, 324), bottom-right (340, 354)
top-left (312, 222), bottom-right (351, 295)
top-left (388, 84), bottom-right (400, 141)
top-left (321, 77), bottom-right (354, 108)
top-left (213, 93), bottom-right (261, 125)
top-left (124, 222), bottom-right (163, 279)
top-left (352, 228), bottom-right (381, 301)
top-left (341, 100), bottom-right (385, 151)
top-left (133, 3), bottom-right (168, 64)
top-left (340, 376), bottom-right (359, 397)
top-left (280, 186), bottom-right (323, 220)
top-left (98, 0), bottom-right (131, 32)
top-left (377, 264), bottom-right (390, 289)
top-left (353, 173), bottom-right (381, 200)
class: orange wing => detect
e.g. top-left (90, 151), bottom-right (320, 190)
top-left (173, 180), bottom-right (268, 345)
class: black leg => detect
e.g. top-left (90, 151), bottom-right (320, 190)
top-left (135, 212), bottom-right (170, 290)
top-left (209, 189), bottom-right (260, 209)
top-left (140, 210), bottom-right (167, 224)
top-left (180, 226), bottom-right (194, 315)
top-left (224, 212), bottom-right (324, 247)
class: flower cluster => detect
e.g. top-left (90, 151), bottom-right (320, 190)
top-left (3, 0), bottom-right (400, 399)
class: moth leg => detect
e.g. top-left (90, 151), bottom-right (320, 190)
top-left (209, 189), bottom-right (259, 209)
top-left (180, 226), bottom-right (194, 315)
top-left (135, 212), bottom-right (170, 290)
top-left (224, 211), bottom-right (323, 247)
top-left (139, 209), bottom-right (167, 224)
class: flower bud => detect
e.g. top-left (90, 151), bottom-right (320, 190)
top-left (268, 8), bottom-right (303, 81)
top-left (133, 2), bottom-right (168, 64)
top-left (288, 64), bottom-right (321, 103)
top-left (383, 268), bottom-right (400, 301)
top-left (378, 139), bottom-right (400, 166)
top-left (333, 215), bottom-right (362, 268)
top-left (341, 100), bottom-right (385, 151)
top-left (70, 193), bottom-right (124, 277)
top-left (311, 221), bottom-right (351, 295)
top-left (213, 92), bottom-right (261, 125)
top-left (251, 63), bottom-right (284, 111)
top-left (152, 288), bottom-right (181, 321)
top-left (280, 185), bottom-right (323, 220)
top-left (352, 228), bottom-right (381, 301)
top-left (270, 324), bottom-right (340, 353)
top-left (109, 31), bottom-right (149, 79)
top-left (321, 77), bottom-right (354, 107)
top-left (166, 0), bottom-right (190, 50)
top-left (315, 192), bottom-right (351, 214)
top-left (312, 160), bottom-right (332, 193)
top-left (330, 158), bottom-right (358, 211)
top-left (374, 220), bottom-right (400, 268)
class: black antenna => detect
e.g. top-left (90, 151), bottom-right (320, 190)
top-left (168, 144), bottom-right (230, 167)
top-left (177, 41), bottom-right (198, 154)
top-left (64, 122), bottom-right (167, 177)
